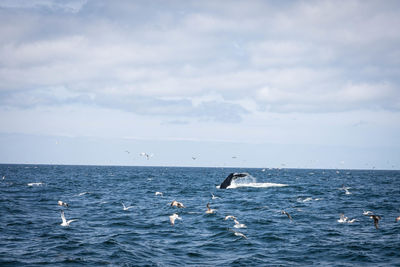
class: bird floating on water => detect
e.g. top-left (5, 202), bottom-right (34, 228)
top-left (171, 200), bottom-right (185, 208)
top-left (60, 210), bottom-right (77, 227)
top-left (337, 213), bottom-right (357, 223)
top-left (205, 203), bottom-right (216, 214)
top-left (155, 192), bottom-right (163, 196)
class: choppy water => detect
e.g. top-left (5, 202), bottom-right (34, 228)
top-left (1, 164), bottom-right (399, 266)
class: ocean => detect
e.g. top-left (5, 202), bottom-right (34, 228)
top-left (0, 164), bottom-right (399, 266)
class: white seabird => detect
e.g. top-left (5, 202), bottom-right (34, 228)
top-left (122, 202), bottom-right (134, 211)
top-left (60, 210), bottom-right (77, 227)
top-left (225, 215), bottom-right (236, 221)
top-left (233, 219), bottom-right (246, 228)
top-left (155, 192), bottom-right (163, 196)
top-left (169, 213), bottom-right (181, 225)
top-left (205, 203), bottom-right (216, 214)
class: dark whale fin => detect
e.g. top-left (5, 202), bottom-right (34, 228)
top-left (219, 173), bottom-right (235, 189)
top-left (219, 173), bottom-right (249, 189)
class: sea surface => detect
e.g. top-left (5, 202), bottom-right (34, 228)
top-left (0, 164), bottom-right (399, 266)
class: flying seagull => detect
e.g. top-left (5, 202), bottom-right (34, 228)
top-left (60, 210), bottom-right (77, 227)
top-left (140, 152), bottom-right (153, 160)
top-left (225, 215), bottom-right (236, 221)
top-left (171, 200), bottom-right (185, 208)
top-left (369, 215), bottom-right (382, 229)
top-left (229, 229), bottom-right (247, 239)
top-left (233, 219), bottom-right (246, 228)
top-left (281, 210), bottom-right (293, 221)
top-left (122, 202), bottom-right (134, 211)
top-left (58, 200), bottom-right (68, 207)
top-left (169, 213), bottom-right (181, 225)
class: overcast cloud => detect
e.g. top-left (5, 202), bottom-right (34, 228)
top-left (1, 0), bottom-right (400, 119)
top-left (0, 0), bottom-right (399, 168)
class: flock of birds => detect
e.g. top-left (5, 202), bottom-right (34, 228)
top-left (46, 174), bottom-right (399, 238)
top-left (167, 198), bottom-right (248, 239)
top-left (55, 190), bottom-right (250, 239)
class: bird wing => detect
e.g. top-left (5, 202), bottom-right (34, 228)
top-left (61, 211), bottom-right (67, 224)
top-left (373, 217), bottom-right (379, 229)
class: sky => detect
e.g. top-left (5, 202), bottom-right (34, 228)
top-left (0, 0), bottom-right (399, 169)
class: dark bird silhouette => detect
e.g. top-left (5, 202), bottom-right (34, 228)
top-left (369, 215), bottom-right (382, 229)
top-left (281, 210), bottom-right (293, 221)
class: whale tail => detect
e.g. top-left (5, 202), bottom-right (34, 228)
top-left (219, 173), bottom-right (249, 189)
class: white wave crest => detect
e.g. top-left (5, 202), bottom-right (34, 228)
top-left (223, 175), bottom-right (287, 189)
top-left (27, 182), bottom-right (43, 186)
top-left (228, 182), bottom-right (288, 188)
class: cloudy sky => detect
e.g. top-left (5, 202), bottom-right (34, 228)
top-left (0, 0), bottom-right (399, 169)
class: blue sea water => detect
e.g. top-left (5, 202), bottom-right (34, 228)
top-left (0, 164), bottom-right (399, 266)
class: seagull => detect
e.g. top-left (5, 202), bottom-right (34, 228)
top-left (341, 184), bottom-right (351, 195)
top-left (205, 203), bottom-right (216, 214)
top-left (338, 213), bottom-right (348, 223)
top-left (225, 215), bottom-right (236, 221)
top-left (155, 192), bottom-right (163, 196)
top-left (233, 219), bottom-right (246, 228)
top-left (60, 210), bottom-right (77, 227)
top-left (281, 210), bottom-right (293, 221)
top-left (140, 152), bottom-right (153, 160)
top-left (229, 229), bottom-right (247, 239)
top-left (2, 176), bottom-right (5, 180)
top-left (369, 215), bottom-right (382, 229)
top-left (211, 193), bottom-right (219, 200)
top-left (122, 202), bottom-right (134, 211)
top-left (363, 210), bottom-right (373, 216)
top-left (171, 200), bottom-right (185, 208)
top-left (169, 213), bottom-right (181, 225)
top-left (58, 200), bottom-right (68, 207)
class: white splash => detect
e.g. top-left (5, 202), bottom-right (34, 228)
top-left (297, 197), bottom-right (313, 202)
top-left (221, 175), bottom-right (287, 189)
top-left (27, 182), bottom-right (43, 186)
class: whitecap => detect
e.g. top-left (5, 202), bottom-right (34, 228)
top-left (27, 182), bottom-right (43, 186)
top-left (228, 182), bottom-right (288, 188)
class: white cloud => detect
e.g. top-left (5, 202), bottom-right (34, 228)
top-left (0, 0), bottom-right (399, 121)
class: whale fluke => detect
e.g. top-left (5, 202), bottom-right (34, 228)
top-left (219, 173), bottom-right (249, 189)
